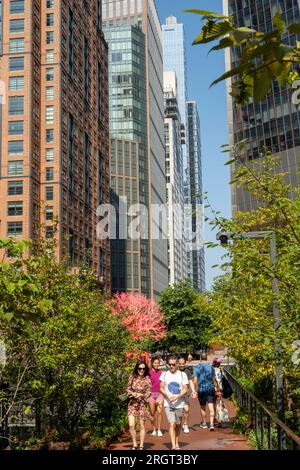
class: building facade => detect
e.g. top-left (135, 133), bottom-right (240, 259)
top-left (224, 0), bottom-right (300, 213)
top-left (162, 16), bottom-right (189, 204)
top-left (0, 0), bottom-right (111, 289)
top-left (162, 15), bottom-right (205, 291)
top-left (163, 71), bottom-right (186, 284)
top-left (103, 0), bottom-right (168, 299)
top-left (187, 100), bottom-right (205, 292)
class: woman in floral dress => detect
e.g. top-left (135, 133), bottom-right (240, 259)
top-left (126, 361), bottom-right (151, 450)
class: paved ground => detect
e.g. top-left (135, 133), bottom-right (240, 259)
top-left (109, 398), bottom-right (251, 451)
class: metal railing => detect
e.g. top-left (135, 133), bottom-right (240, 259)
top-left (224, 368), bottom-right (300, 450)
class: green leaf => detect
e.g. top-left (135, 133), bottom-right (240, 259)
top-left (209, 37), bottom-right (234, 52)
top-left (272, 12), bottom-right (286, 34)
top-left (0, 312), bottom-right (14, 322)
top-left (184, 9), bottom-right (228, 19)
top-left (24, 406), bottom-right (31, 415)
top-left (193, 21), bottom-right (234, 45)
top-left (288, 23), bottom-right (300, 34)
top-left (253, 67), bottom-right (273, 102)
top-left (210, 62), bottom-right (249, 87)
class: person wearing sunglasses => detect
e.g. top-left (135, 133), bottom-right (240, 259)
top-left (126, 361), bottom-right (151, 450)
top-left (160, 356), bottom-right (189, 450)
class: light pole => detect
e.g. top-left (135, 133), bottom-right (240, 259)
top-left (216, 231), bottom-right (284, 421)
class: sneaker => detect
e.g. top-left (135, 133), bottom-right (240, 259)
top-left (151, 430), bottom-right (157, 436)
top-left (157, 430), bottom-right (163, 437)
top-left (183, 425), bottom-right (190, 434)
top-left (200, 423), bottom-right (208, 429)
top-left (209, 425), bottom-right (215, 432)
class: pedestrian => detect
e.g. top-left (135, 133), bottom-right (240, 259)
top-left (187, 353), bottom-right (194, 364)
top-left (178, 357), bottom-right (197, 433)
top-left (212, 358), bottom-right (223, 425)
top-left (193, 353), bottom-right (221, 431)
top-left (160, 355), bottom-right (189, 450)
top-left (148, 357), bottom-right (164, 437)
top-left (126, 361), bottom-right (151, 450)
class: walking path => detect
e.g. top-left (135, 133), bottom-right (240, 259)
top-left (109, 398), bottom-right (251, 451)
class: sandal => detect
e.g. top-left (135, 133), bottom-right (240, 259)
top-left (132, 446), bottom-right (138, 450)
top-left (139, 446), bottom-right (144, 450)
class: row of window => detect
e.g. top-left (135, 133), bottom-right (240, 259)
top-left (7, 222), bottom-right (54, 238)
top-left (7, 180), bottom-right (54, 201)
top-left (6, 161), bottom-right (54, 181)
top-left (6, 200), bottom-right (53, 219)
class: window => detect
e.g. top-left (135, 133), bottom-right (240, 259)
top-left (46, 148), bottom-right (54, 162)
top-left (46, 68), bottom-right (54, 81)
top-left (8, 181), bottom-right (23, 196)
top-left (9, 96), bottom-right (24, 115)
top-left (9, 57), bottom-right (24, 71)
top-left (10, 19), bottom-right (24, 33)
top-left (46, 167), bottom-right (54, 181)
top-left (46, 31), bottom-right (54, 44)
top-left (46, 186), bottom-right (54, 201)
top-left (47, 0), bottom-right (54, 8)
top-left (7, 222), bottom-right (23, 237)
top-left (8, 160), bottom-right (23, 176)
top-left (9, 38), bottom-right (24, 53)
top-left (45, 50), bottom-right (54, 64)
top-left (46, 129), bottom-right (54, 143)
top-left (8, 121), bottom-right (24, 136)
top-left (46, 13), bottom-right (54, 26)
top-left (10, 1), bottom-right (25, 14)
top-left (8, 201), bottom-right (23, 216)
top-left (46, 105), bottom-right (54, 124)
top-left (8, 140), bottom-right (23, 155)
top-left (46, 86), bottom-right (54, 100)
top-left (45, 227), bottom-right (54, 239)
top-left (45, 207), bottom-right (54, 221)
top-left (9, 76), bottom-right (24, 90)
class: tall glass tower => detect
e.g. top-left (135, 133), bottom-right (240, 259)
top-left (187, 101), bottom-right (205, 293)
top-left (162, 16), bottom-right (205, 291)
top-left (162, 16), bottom-right (189, 203)
top-left (224, 0), bottom-right (300, 213)
top-left (103, 0), bottom-right (168, 299)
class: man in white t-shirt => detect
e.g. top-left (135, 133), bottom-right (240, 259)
top-left (160, 355), bottom-right (189, 450)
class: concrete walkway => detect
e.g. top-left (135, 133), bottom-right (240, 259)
top-left (109, 398), bottom-right (251, 451)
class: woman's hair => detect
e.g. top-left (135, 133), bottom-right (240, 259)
top-left (132, 361), bottom-right (150, 378)
top-left (151, 356), bottom-right (161, 365)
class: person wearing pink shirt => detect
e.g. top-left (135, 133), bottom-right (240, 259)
top-left (148, 357), bottom-right (164, 437)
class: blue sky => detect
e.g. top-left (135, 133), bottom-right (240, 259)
top-left (156, 0), bottom-right (231, 289)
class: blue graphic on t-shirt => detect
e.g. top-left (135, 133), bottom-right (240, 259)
top-left (168, 382), bottom-right (181, 395)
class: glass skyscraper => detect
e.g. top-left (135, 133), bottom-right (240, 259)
top-left (103, 0), bottom-right (168, 299)
top-left (162, 16), bottom-right (205, 291)
top-left (187, 101), bottom-right (205, 293)
top-left (162, 16), bottom-right (189, 202)
top-left (224, 0), bottom-right (300, 212)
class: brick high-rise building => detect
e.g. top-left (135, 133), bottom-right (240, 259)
top-left (0, 0), bottom-right (110, 290)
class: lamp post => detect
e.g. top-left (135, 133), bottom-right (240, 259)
top-left (216, 231), bottom-right (284, 422)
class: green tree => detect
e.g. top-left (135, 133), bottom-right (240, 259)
top-left (205, 146), bottom-right (300, 429)
top-left (0, 239), bottom-right (131, 448)
top-left (159, 281), bottom-right (213, 353)
top-left (185, 8), bottom-right (300, 105)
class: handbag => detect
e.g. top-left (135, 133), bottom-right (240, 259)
top-left (221, 373), bottom-right (233, 399)
top-left (216, 398), bottom-right (230, 423)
